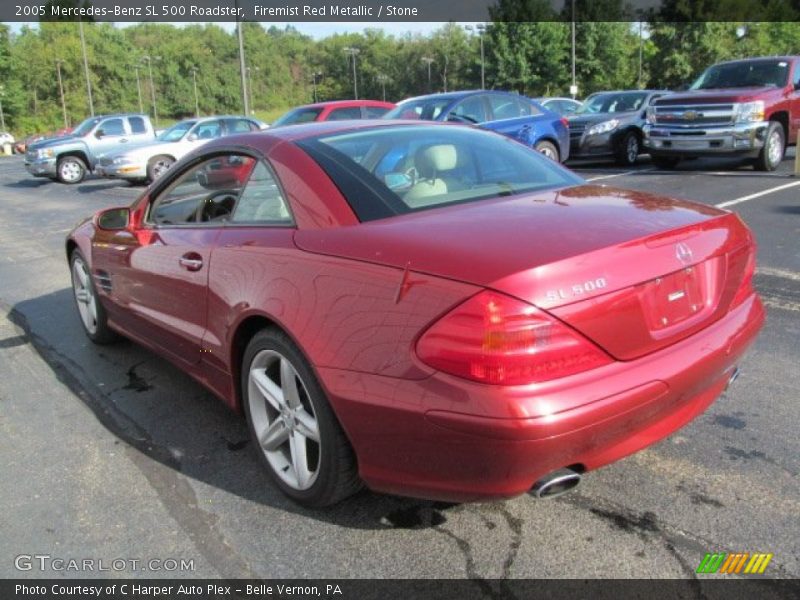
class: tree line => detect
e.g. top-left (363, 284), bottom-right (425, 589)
top-left (1, 15), bottom-right (800, 135)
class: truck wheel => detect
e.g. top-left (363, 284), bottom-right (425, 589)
top-left (614, 131), bottom-right (640, 166)
top-left (147, 155), bottom-right (174, 182)
top-left (534, 140), bottom-right (560, 162)
top-left (57, 156), bottom-right (87, 184)
top-left (754, 122), bottom-right (785, 172)
top-left (651, 155), bottom-right (680, 169)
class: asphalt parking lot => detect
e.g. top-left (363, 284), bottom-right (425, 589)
top-left (0, 152), bottom-right (798, 585)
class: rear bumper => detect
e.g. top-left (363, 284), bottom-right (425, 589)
top-left (643, 121), bottom-right (768, 157)
top-left (320, 294), bottom-right (764, 502)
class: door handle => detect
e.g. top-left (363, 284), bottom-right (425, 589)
top-left (120, 138), bottom-right (129, 143)
top-left (179, 253), bottom-right (203, 271)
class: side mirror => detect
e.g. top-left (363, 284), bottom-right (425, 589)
top-left (95, 129), bottom-right (105, 139)
top-left (187, 133), bottom-right (199, 142)
top-left (96, 207), bottom-right (130, 231)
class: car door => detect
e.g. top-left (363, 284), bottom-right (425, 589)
top-left (445, 94), bottom-right (490, 124)
top-left (126, 116), bottom-right (151, 141)
top-left (790, 62), bottom-right (800, 145)
top-left (91, 152), bottom-right (257, 366)
top-left (91, 117), bottom-right (131, 157)
top-left (326, 106), bottom-right (364, 121)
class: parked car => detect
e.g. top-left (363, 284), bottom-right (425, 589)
top-left (95, 115), bottom-right (267, 184)
top-left (535, 97), bottom-right (583, 115)
top-left (14, 127), bottom-right (73, 155)
top-left (567, 90), bottom-right (668, 166)
top-left (644, 56), bottom-right (800, 171)
top-left (385, 90), bottom-right (570, 161)
top-left (67, 121), bottom-right (763, 507)
top-left (25, 114), bottom-right (155, 183)
top-left (272, 100), bottom-right (395, 127)
top-left (0, 131), bottom-right (15, 146)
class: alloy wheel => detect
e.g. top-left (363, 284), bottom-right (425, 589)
top-left (60, 160), bottom-right (83, 183)
top-left (71, 257), bottom-right (98, 335)
top-left (767, 130), bottom-right (783, 167)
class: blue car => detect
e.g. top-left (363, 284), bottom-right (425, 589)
top-left (384, 90), bottom-right (570, 162)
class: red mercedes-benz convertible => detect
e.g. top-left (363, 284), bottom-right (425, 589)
top-left (66, 122), bottom-right (764, 506)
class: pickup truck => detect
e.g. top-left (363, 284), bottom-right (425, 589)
top-left (24, 114), bottom-right (155, 183)
top-left (644, 56), bottom-right (800, 171)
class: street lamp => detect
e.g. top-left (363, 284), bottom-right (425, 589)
top-left (237, 20), bottom-right (249, 115)
top-left (421, 56), bottom-right (434, 92)
top-left (247, 66), bottom-right (259, 114)
top-left (191, 67), bottom-right (199, 117)
top-left (465, 24), bottom-right (486, 89)
top-left (311, 71), bottom-right (322, 103)
top-left (55, 59), bottom-right (68, 128)
top-left (133, 64), bottom-right (144, 114)
top-left (343, 47), bottom-right (360, 100)
top-left (570, 0), bottom-right (578, 99)
top-left (142, 55), bottom-right (161, 127)
top-left (78, 17), bottom-right (94, 116)
top-left (376, 73), bottom-right (390, 102)
top-left (0, 86), bottom-right (6, 132)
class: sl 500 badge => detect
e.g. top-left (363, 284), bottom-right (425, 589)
top-left (546, 277), bottom-right (608, 301)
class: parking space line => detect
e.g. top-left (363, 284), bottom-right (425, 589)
top-left (757, 267), bottom-right (800, 282)
top-left (715, 180), bottom-right (800, 208)
top-left (584, 167), bottom-right (655, 182)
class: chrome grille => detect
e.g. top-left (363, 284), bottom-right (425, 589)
top-left (653, 104), bottom-right (735, 127)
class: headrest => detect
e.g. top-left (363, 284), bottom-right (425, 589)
top-left (416, 144), bottom-right (458, 176)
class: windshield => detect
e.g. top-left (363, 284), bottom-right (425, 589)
top-left (576, 92), bottom-right (649, 114)
top-left (690, 60), bottom-right (790, 90)
top-left (72, 117), bottom-right (103, 137)
top-left (384, 97), bottom-right (455, 121)
top-left (273, 107), bottom-right (323, 127)
top-left (158, 120), bottom-right (196, 142)
top-left (297, 125), bottom-right (582, 221)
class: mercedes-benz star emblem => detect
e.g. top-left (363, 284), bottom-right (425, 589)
top-left (676, 242), bottom-right (693, 265)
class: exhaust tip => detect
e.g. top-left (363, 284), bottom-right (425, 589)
top-left (726, 367), bottom-right (741, 390)
top-left (531, 468), bottom-right (581, 499)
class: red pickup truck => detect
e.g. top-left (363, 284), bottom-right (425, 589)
top-left (643, 56), bottom-right (800, 171)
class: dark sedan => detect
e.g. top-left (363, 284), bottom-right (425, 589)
top-left (567, 90), bottom-right (669, 166)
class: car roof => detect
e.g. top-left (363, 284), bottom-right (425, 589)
top-left (398, 90), bottom-right (532, 104)
top-left (712, 56), bottom-right (799, 65)
top-left (292, 100), bottom-right (395, 110)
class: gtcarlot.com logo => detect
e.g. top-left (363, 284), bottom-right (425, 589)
top-left (14, 554), bottom-right (195, 573)
top-left (696, 552), bottom-right (773, 575)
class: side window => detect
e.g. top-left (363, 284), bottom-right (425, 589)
top-left (449, 96), bottom-right (488, 123)
top-left (224, 118), bottom-right (259, 134)
top-left (327, 107), bottom-right (363, 121)
top-left (98, 118), bottom-right (125, 137)
top-left (129, 116), bottom-right (147, 134)
top-left (194, 120), bottom-right (222, 140)
top-left (521, 98), bottom-right (538, 116)
top-left (793, 63), bottom-right (800, 88)
top-left (488, 95), bottom-right (522, 120)
top-left (149, 154), bottom-right (256, 226)
top-left (560, 100), bottom-right (579, 114)
top-left (230, 162), bottom-right (293, 225)
top-left (365, 106), bottom-right (390, 118)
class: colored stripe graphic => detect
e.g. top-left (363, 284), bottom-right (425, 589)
top-left (697, 553), bottom-right (726, 573)
top-left (744, 553), bottom-right (774, 574)
top-left (697, 552), bottom-right (773, 574)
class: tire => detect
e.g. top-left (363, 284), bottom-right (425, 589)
top-left (242, 329), bottom-right (362, 507)
top-left (147, 155), bottom-right (174, 182)
top-left (57, 156), bottom-right (87, 184)
top-left (754, 121), bottom-right (785, 172)
top-left (534, 140), bottom-right (560, 162)
top-left (615, 131), bottom-right (640, 166)
top-left (651, 155), bottom-right (681, 169)
top-left (69, 250), bottom-right (119, 344)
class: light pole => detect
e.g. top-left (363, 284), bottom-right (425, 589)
top-left (237, 19), bottom-right (249, 115)
top-left (465, 25), bottom-right (486, 89)
top-left (343, 47), bottom-right (360, 100)
top-left (191, 67), bottom-right (199, 117)
top-left (0, 86), bottom-right (6, 132)
top-left (247, 66), bottom-right (259, 114)
top-left (55, 59), bottom-right (68, 128)
top-left (421, 56), bottom-right (434, 92)
top-left (311, 71), bottom-right (322, 103)
top-left (133, 64), bottom-right (144, 113)
top-left (638, 21), bottom-right (644, 89)
top-left (376, 74), bottom-right (389, 102)
top-left (78, 17), bottom-right (94, 116)
top-left (570, 0), bottom-right (577, 99)
top-left (142, 55), bottom-right (161, 126)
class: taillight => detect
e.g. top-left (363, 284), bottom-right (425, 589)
top-left (560, 117), bottom-right (570, 129)
top-left (730, 245), bottom-right (756, 309)
top-left (416, 291), bottom-right (612, 385)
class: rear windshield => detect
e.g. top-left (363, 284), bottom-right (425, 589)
top-left (691, 60), bottom-right (790, 89)
top-left (273, 107), bottom-right (323, 127)
top-left (296, 125), bottom-right (582, 221)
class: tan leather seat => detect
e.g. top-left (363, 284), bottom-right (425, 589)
top-left (405, 144), bottom-right (458, 207)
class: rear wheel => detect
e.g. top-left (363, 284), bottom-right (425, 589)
top-left (534, 140), bottom-right (560, 162)
top-left (615, 131), bottom-right (640, 166)
top-left (57, 156), bottom-right (87, 184)
top-left (754, 122), bottom-right (785, 172)
top-left (650, 155), bottom-right (681, 169)
top-left (242, 329), bottom-right (362, 507)
top-left (69, 250), bottom-right (118, 344)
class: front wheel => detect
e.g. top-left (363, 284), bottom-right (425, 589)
top-left (242, 329), bottom-right (362, 507)
top-left (57, 156), bottom-right (87, 184)
top-left (534, 140), bottom-right (560, 162)
top-left (754, 122), bottom-right (785, 172)
top-left (69, 250), bottom-right (119, 344)
top-left (615, 131), bottom-right (640, 166)
top-left (147, 155), bottom-right (174, 182)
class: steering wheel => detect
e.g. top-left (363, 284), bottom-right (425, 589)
top-left (447, 114), bottom-right (479, 124)
top-left (195, 190), bottom-right (238, 222)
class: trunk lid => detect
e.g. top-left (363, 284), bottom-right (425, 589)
top-left (294, 184), bottom-right (753, 359)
